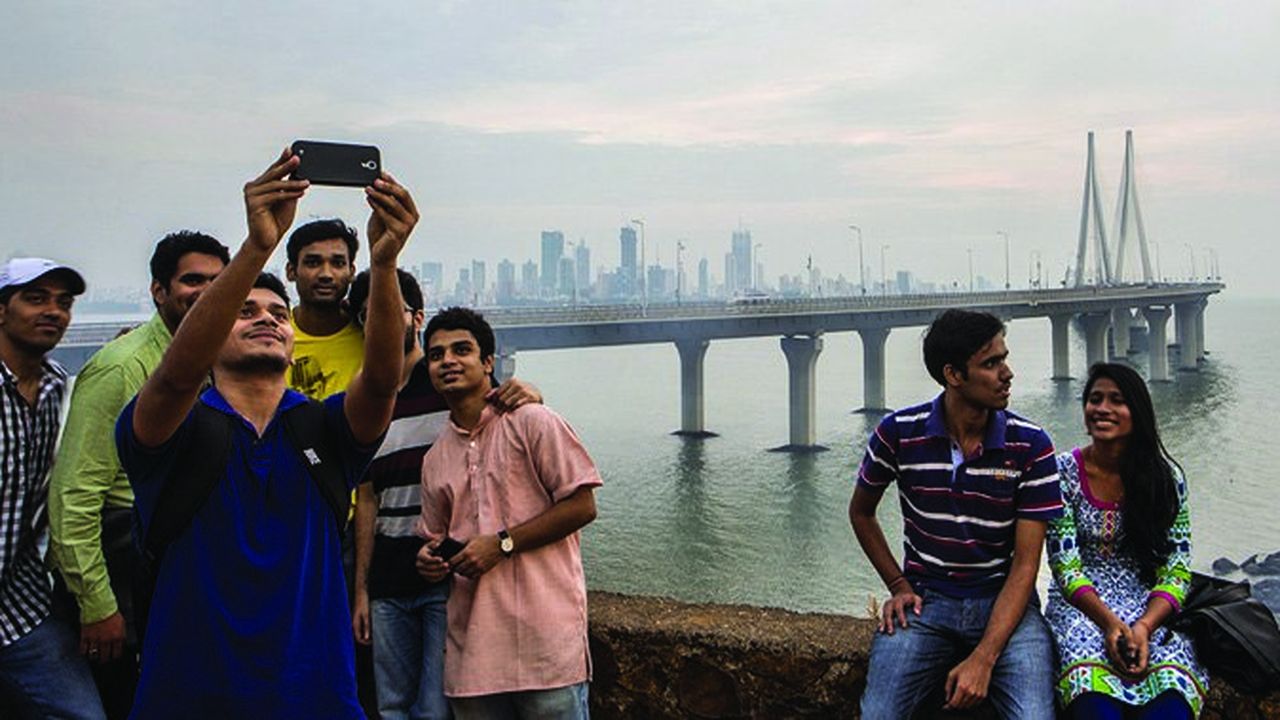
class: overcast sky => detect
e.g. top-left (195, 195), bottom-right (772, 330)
top-left (3, 1), bottom-right (1277, 298)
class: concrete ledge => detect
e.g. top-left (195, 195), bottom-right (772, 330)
top-left (586, 591), bottom-right (1280, 719)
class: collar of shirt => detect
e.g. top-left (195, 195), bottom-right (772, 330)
top-left (446, 402), bottom-right (499, 438)
top-left (0, 356), bottom-right (67, 402)
top-left (923, 392), bottom-right (1008, 457)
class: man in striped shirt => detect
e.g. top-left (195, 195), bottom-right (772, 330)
top-left (0, 258), bottom-right (105, 718)
top-left (851, 309), bottom-right (1062, 719)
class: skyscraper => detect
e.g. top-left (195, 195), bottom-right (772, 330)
top-left (558, 256), bottom-right (576, 298)
top-left (471, 260), bottom-right (487, 298)
top-left (698, 257), bottom-right (709, 298)
top-left (496, 259), bottom-right (516, 305)
top-left (730, 229), bottom-right (753, 294)
top-left (619, 226), bottom-right (637, 297)
top-left (521, 260), bottom-right (539, 298)
top-left (574, 241), bottom-right (591, 300)
top-left (540, 231), bottom-right (564, 296)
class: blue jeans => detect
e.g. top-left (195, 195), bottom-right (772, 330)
top-left (371, 585), bottom-right (451, 720)
top-left (0, 614), bottom-right (106, 719)
top-left (450, 682), bottom-right (589, 720)
top-left (860, 591), bottom-right (1055, 719)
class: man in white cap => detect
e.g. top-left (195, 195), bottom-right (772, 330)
top-left (0, 258), bottom-right (106, 718)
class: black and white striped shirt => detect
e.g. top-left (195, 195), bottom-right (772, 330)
top-left (0, 358), bottom-right (66, 646)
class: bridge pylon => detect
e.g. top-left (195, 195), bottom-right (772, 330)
top-left (1074, 131), bottom-right (1114, 287)
top-left (1112, 130), bottom-right (1155, 283)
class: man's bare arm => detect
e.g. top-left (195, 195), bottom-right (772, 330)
top-left (850, 484), bottom-right (922, 633)
top-left (351, 483), bottom-right (377, 645)
top-left (344, 174), bottom-right (418, 445)
top-left (943, 518), bottom-right (1047, 710)
top-left (133, 150), bottom-right (305, 447)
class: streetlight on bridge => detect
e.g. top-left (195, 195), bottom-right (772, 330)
top-left (849, 224), bottom-right (865, 296)
top-left (1184, 242), bottom-right (1196, 282)
top-left (996, 230), bottom-right (1010, 290)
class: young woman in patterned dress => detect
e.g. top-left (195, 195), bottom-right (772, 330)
top-left (1045, 362), bottom-right (1207, 718)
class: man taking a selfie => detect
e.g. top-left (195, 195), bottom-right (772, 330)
top-left (116, 148), bottom-right (417, 718)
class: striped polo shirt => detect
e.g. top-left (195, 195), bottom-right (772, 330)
top-left (858, 394), bottom-right (1063, 598)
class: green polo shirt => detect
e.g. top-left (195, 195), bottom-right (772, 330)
top-left (48, 312), bottom-right (171, 624)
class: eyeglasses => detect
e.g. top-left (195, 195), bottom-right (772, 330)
top-left (357, 305), bottom-right (414, 325)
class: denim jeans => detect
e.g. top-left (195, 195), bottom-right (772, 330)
top-left (860, 591), bottom-right (1055, 720)
top-left (0, 614), bottom-right (106, 719)
top-left (450, 681), bottom-right (589, 720)
top-left (371, 584), bottom-right (451, 720)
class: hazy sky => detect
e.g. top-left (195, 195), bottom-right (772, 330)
top-left (3, 1), bottom-right (1277, 298)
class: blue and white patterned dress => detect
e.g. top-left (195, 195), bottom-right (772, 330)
top-left (1045, 448), bottom-right (1208, 715)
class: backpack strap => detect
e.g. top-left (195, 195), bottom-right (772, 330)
top-left (281, 398), bottom-right (351, 533)
top-left (140, 403), bottom-right (235, 568)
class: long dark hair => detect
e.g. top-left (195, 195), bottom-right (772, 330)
top-left (1083, 363), bottom-right (1182, 584)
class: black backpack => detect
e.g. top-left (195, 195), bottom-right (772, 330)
top-left (1170, 572), bottom-right (1280, 694)
top-left (131, 399), bottom-right (350, 644)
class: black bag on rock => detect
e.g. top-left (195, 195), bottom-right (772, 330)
top-left (1170, 572), bottom-right (1280, 693)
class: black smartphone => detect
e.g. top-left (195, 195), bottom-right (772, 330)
top-left (432, 537), bottom-right (466, 561)
top-left (290, 140), bottom-right (381, 187)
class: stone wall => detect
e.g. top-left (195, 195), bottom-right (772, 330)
top-left (586, 591), bottom-right (1280, 719)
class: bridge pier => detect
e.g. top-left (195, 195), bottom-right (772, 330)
top-left (673, 338), bottom-right (716, 437)
top-left (779, 335), bottom-right (824, 450)
top-left (1050, 314), bottom-right (1072, 380)
top-left (1081, 313), bottom-right (1111, 370)
top-left (1195, 300), bottom-right (1207, 363)
top-left (1110, 307), bottom-right (1134, 358)
top-left (1174, 302), bottom-right (1200, 372)
top-left (1141, 306), bottom-right (1172, 382)
top-left (494, 347), bottom-right (517, 383)
top-left (857, 328), bottom-right (890, 412)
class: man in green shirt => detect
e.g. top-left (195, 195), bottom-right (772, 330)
top-left (47, 231), bottom-right (230, 719)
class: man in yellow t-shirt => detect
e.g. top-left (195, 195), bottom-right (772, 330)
top-left (285, 218), bottom-right (364, 398)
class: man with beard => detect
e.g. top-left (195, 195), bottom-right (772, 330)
top-left (286, 218), bottom-right (364, 400)
top-left (0, 257), bottom-right (104, 718)
top-left (49, 231), bottom-right (229, 718)
top-left (116, 149), bottom-right (417, 717)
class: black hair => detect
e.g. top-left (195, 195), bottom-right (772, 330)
top-left (922, 309), bottom-right (1006, 386)
top-left (347, 268), bottom-right (425, 328)
top-left (252, 272), bottom-right (291, 307)
top-left (149, 231), bottom-right (230, 287)
top-left (285, 219), bottom-right (359, 266)
top-left (424, 306), bottom-right (495, 362)
top-left (1083, 363), bottom-right (1182, 585)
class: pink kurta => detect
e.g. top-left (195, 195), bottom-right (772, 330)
top-left (419, 403), bottom-right (602, 697)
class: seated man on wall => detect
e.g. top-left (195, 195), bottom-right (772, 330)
top-left (116, 148), bottom-right (417, 718)
top-left (416, 307), bottom-right (600, 720)
top-left (850, 309), bottom-right (1063, 718)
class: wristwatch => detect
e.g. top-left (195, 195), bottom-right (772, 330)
top-left (497, 529), bottom-right (515, 557)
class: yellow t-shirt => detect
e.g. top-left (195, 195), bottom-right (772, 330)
top-left (288, 319), bottom-right (365, 399)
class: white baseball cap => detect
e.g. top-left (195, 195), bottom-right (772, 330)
top-left (0, 258), bottom-right (87, 296)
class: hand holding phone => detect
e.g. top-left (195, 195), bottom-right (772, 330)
top-left (432, 537), bottom-right (466, 561)
top-left (290, 140), bottom-right (381, 187)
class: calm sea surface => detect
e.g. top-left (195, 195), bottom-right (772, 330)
top-left (508, 296), bottom-right (1279, 614)
top-left (73, 296), bottom-right (1276, 615)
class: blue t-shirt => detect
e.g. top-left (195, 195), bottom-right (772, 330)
top-left (116, 387), bottom-right (379, 719)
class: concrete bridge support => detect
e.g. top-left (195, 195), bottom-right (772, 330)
top-left (494, 348), bottom-right (517, 383)
top-left (1081, 313), bottom-right (1111, 371)
top-left (781, 335), bottom-right (823, 448)
top-left (1175, 302), bottom-right (1200, 372)
top-left (857, 328), bottom-right (890, 412)
top-left (1195, 300), bottom-right (1207, 363)
top-left (1050, 314), bottom-right (1072, 380)
top-left (1141, 306), bottom-right (1172, 382)
top-left (1111, 307), bottom-right (1134, 358)
top-left (674, 338), bottom-right (714, 437)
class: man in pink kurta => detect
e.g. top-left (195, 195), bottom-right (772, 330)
top-left (416, 307), bottom-right (600, 719)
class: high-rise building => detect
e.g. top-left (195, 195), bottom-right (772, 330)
top-left (558, 257), bottom-right (576, 298)
top-left (574, 241), bottom-right (591, 300)
top-left (496, 259), bottom-right (516, 305)
top-left (619, 226), bottom-right (637, 297)
top-left (521, 260), bottom-right (539, 298)
top-left (729, 229), bottom-right (753, 294)
top-left (454, 267), bottom-right (472, 304)
top-left (471, 260), bottom-right (487, 298)
top-left (540, 231), bottom-right (564, 296)
top-left (420, 261), bottom-right (444, 302)
top-left (697, 258), bottom-right (709, 299)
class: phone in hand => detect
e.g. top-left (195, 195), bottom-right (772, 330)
top-left (431, 537), bottom-right (466, 562)
top-left (290, 140), bottom-right (381, 187)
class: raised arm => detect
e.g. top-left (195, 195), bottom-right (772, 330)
top-left (343, 174), bottom-right (418, 446)
top-left (133, 150), bottom-right (306, 447)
